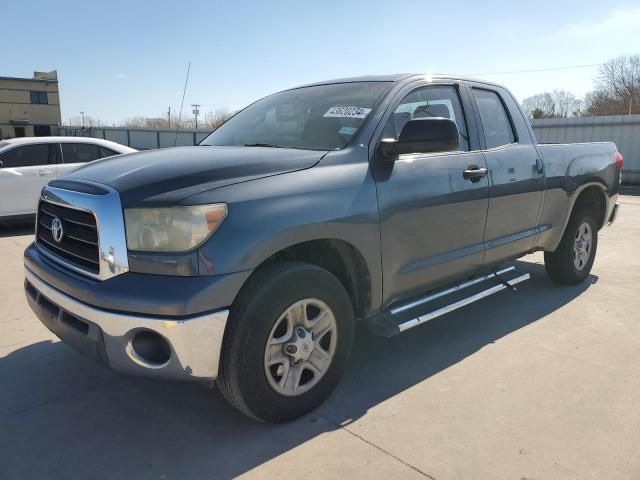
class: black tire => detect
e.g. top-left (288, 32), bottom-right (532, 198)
top-left (216, 261), bottom-right (355, 422)
top-left (544, 208), bottom-right (598, 285)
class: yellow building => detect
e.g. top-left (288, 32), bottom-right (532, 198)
top-left (0, 70), bottom-right (61, 139)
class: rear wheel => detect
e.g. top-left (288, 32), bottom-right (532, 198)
top-left (216, 262), bottom-right (354, 422)
top-left (544, 208), bottom-right (598, 285)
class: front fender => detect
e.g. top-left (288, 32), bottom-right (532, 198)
top-left (188, 154), bottom-right (383, 311)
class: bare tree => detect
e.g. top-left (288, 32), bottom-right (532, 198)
top-left (522, 93), bottom-right (555, 119)
top-left (554, 90), bottom-right (583, 117)
top-left (586, 54), bottom-right (640, 115)
top-left (144, 117), bottom-right (171, 128)
top-left (120, 116), bottom-right (148, 128)
top-left (68, 115), bottom-right (103, 127)
top-left (521, 90), bottom-right (581, 119)
top-left (204, 108), bottom-right (236, 129)
top-left (120, 113), bottom-right (199, 129)
top-left (121, 116), bottom-right (173, 128)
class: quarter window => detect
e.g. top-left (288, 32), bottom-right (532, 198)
top-left (472, 89), bottom-right (515, 149)
top-left (0, 144), bottom-right (52, 168)
top-left (99, 146), bottom-right (119, 158)
top-left (62, 143), bottom-right (101, 163)
top-left (385, 85), bottom-right (470, 152)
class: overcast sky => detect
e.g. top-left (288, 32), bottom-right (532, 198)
top-left (4, 0), bottom-right (640, 125)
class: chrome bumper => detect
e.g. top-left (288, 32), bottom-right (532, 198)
top-left (25, 267), bottom-right (229, 382)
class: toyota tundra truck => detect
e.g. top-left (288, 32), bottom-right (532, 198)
top-left (23, 74), bottom-right (622, 422)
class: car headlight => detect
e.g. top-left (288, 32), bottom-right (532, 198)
top-left (124, 204), bottom-right (227, 252)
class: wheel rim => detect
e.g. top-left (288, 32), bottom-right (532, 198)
top-left (264, 298), bottom-right (338, 397)
top-left (573, 221), bottom-right (593, 271)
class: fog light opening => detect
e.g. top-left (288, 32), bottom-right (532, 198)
top-left (129, 330), bottom-right (171, 367)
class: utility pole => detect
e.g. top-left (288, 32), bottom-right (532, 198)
top-left (191, 104), bottom-right (200, 129)
top-left (80, 111), bottom-right (85, 128)
top-left (168, 106), bottom-right (171, 128)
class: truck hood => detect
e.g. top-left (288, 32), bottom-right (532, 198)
top-left (65, 145), bottom-right (325, 207)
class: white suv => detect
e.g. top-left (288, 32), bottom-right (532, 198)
top-left (0, 136), bottom-right (136, 221)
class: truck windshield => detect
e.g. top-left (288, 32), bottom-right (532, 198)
top-left (200, 82), bottom-right (391, 151)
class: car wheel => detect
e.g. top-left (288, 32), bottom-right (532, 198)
top-left (216, 261), bottom-right (354, 422)
top-left (544, 208), bottom-right (598, 285)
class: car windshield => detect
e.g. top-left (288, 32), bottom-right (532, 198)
top-left (200, 82), bottom-right (392, 151)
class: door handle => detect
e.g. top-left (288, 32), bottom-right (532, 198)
top-left (36, 169), bottom-right (53, 176)
top-left (463, 166), bottom-right (488, 181)
top-left (535, 157), bottom-right (544, 175)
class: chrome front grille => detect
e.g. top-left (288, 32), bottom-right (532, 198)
top-left (36, 181), bottom-right (130, 281)
top-left (37, 201), bottom-right (100, 273)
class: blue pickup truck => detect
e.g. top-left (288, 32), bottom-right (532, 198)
top-left (24, 74), bottom-right (622, 422)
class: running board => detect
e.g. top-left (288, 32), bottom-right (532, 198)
top-left (368, 266), bottom-right (530, 337)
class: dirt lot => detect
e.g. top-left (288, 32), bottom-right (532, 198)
top-left (1, 194), bottom-right (639, 480)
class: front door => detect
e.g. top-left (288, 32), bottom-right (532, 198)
top-left (470, 87), bottom-right (544, 265)
top-left (373, 83), bottom-right (489, 307)
top-left (0, 143), bottom-right (56, 216)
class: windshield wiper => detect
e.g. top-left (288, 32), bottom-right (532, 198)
top-left (243, 143), bottom-right (286, 148)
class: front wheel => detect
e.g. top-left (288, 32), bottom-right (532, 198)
top-left (216, 262), bottom-right (354, 422)
top-left (544, 208), bottom-right (598, 285)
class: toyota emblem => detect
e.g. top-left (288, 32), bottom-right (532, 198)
top-left (51, 217), bottom-right (64, 243)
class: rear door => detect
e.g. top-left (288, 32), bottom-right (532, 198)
top-left (373, 82), bottom-right (490, 306)
top-left (469, 86), bottom-right (544, 265)
top-left (0, 143), bottom-right (56, 216)
top-left (59, 142), bottom-right (103, 176)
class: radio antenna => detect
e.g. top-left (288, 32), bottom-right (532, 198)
top-left (174, 61), bottom-right (191, 146)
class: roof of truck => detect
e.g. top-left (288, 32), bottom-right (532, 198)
top-left (297, 73), bottom-right (506, 89)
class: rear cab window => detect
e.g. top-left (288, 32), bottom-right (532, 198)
top-left (472, 89), bottom-right (516, 149)
top-left (0, 143), bottom-right (55, 168)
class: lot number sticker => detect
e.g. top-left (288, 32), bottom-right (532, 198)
top-left (324, 106), bottom-right (372, 119)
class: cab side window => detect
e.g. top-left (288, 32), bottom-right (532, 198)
top-left (472, 89), bottom-right (515, 149)
top-left (62, 143), bottom-right (101, 163)
top-left (385, 85), bottom-right (470, 152)
top-left (0, 144), bottom-right (53, 168)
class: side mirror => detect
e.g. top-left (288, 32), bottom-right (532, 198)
top-left (379, 117), bottom-right (459, 159)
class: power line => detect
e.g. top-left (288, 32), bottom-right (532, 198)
top-left (465, 63), bottom-right (600, 76)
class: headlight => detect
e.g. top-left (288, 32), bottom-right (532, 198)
top-left (124, 204), bottom-right (227, 252)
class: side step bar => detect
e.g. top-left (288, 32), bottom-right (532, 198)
top-left (368, 266), bottom-right (530, 337)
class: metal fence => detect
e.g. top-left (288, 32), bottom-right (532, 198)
top-left (59, 115), bottom-right (640, 184)
top-left (57, 126), bottom-right (211, 150)
top-left (531, 114), bottom-right (640, 184)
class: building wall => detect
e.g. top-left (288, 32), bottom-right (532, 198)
top-left (0, 73), bottom-right (61, 139)
top-left (531, 115), bottom-right (640, 185)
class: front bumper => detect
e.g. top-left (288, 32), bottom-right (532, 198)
top-left (25, 267), bottom-right (229, 382)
